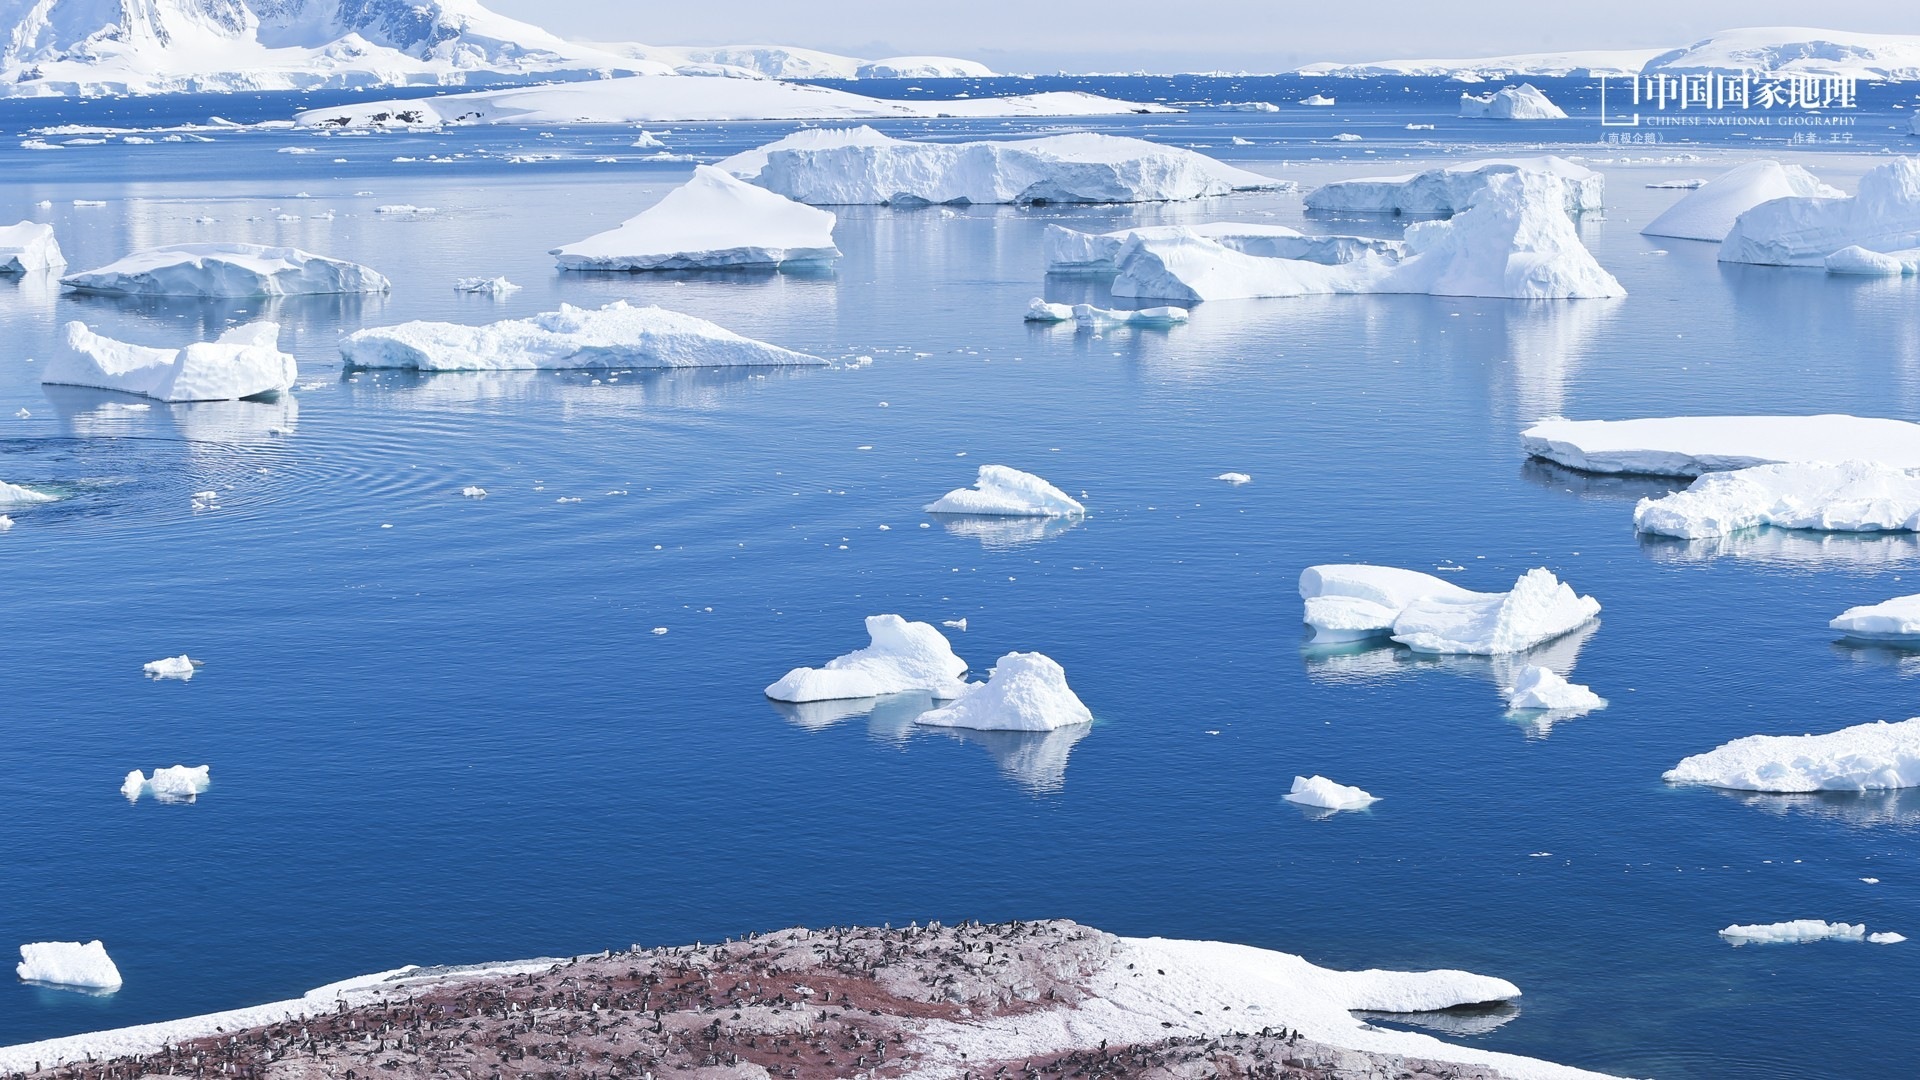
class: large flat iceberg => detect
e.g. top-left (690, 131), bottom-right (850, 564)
top-left (1642, 160), bottom-right (1843, 242)
top-left (764, 615), bottom-right (971, 702)
top-left (1458, 84), bottom-right (1567, 120)
top-left (1831, 595), bottom-right (1920, 640)
top-left (62, 243), bottom-right (390, 298)
top-left (552, 165), bottom-right (839, 271)
top-left (926, 465), bottom-right (1085, 517)
top-left (1303, 156), bottom-right (1603, 216)
top-left (1300, 564), bottom-right (1600, 655)
top-left (17, 941), bottom-right (122, 991)
top-left (341, 302), bottom-right (825, 372)
top-left (1633, 461), bottom-right (1920, 539)
top-left (1721, 158), bottom-right (1920, 266)
top-left (43, 321), bottom-right (295, 403)
top-left (0, 221), bottom-right (63, 272)
top-left (1520, 414), bottom-right (1920, 477)
top-left (914, 651), bottom-right (1093, 731)
top-left (728, 129), bottom-right (1288, 206)
top-left (1665, 717), bottom-right (1920, 792)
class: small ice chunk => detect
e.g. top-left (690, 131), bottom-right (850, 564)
top-left (764, 614), bottom-right (971, 702)
top-left (16, 941), bottom-right (122, 991)
top-left (1216, 472), bottom-right (1252, 484)
top-left (1507, 665), bottom-right (1606, 713)
top-left (926, 465), bottom-right (1085, 518)
top-left (651, 627), bottom-right (668, 635)
top-left (0, 221), bottom-right (66, 273)
top-left (121, 765), bottom-right (210, 803)
top-left (914, 651), bottom-right (1092, 731)
top-left (0, 481), bottom-right (56, 507)
top-left (1284, 774), bottom-right (1378, 810)
top-left (453, 277), bottom-right (522, 296)
top-left (1832, 594), bottom-right (1920, 640)
top-left (0, 516), bottom-right (12, 530)
top-left (143, 655), bottom-right (199, 680)
top-left (1870, 932), bottom-right (1906, 944)
top-left (461, 486), bottom-right (487, 498)
top-left (341, 303), bottom-right (826, 372)
top-left (1023, 298), bottom-right (1074, 323)
top-left (1666, 717), bottom-right (1920, 792)
top-left (1719, 920), bottom-right (1865, 945)
top-left (1331, 133), bottom-right (1362, 142)
top-left (1299, 94), bottom-right (1335, 106)
top-left (1633, 461), bottom-right (1920, 540)
top-left (631, 131), bottom-right (665, 148)
top-left (942, 618), bottom-right (968, 631)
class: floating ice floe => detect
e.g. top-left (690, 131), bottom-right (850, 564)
top-left (1300, 564), bottom-right (1599, 655)
top-left (1825, 245), bottom-right (1920, 275)
top-left (1458, 84), bottom-right (1567, 119)
top-left (1299, 94), bottom-right (1335, 106)
top-left (16, 941), bottom-right (122, 992)
top-left (1303, 156), bottom-right (1603, 216)
top-left (1042, 221), bottom-right (1401, 274)
top-left (1216, 472), bottom-right (1252, 484)
top-left (460, 486), bottom-right (487, 498)
top-left (926, 465), bottom-right (1085, 517)
top-left (1284, 775), bottom-right (1378, 810)
top-left (1872, 932), bottom-right (1907, 944)
top-left (1721, 157), bottom-right (1920, 266)
top-left (0, 481), bottom-right (56, 507)
top-left (0, 516), bottom-right (11, 530)
top-left (1633, 461), bottom-right (1920, 540)
top-left (143, 655), bottom-right (199, 680)
top-left (1665, 717), bottom-right (1920, 792)
top-left (62, 243), bottom-right (391, 297)
top-left (1506, 665), bottom-right (1606, 713)
top-left (454, 276), bottom-right (521, 295)
top-left (341, 302), bottom-right (825, 371)
top-left (1073, 303), bottom-right (1188, 328)
top-left (42, 321), bottom-right (296, 403)
top-left (121, 765), bottom-right (211, 804)
top-left (0, 221), bottom-right (65, 272)
top-left (553, 165), bottom-right (840, 270)
top-left (723, 127), bottom-right (1289, 206)
top-left (914, 651), bottom-right (1093, 731)
top-left (1641, 160), bottom-right (1843, 242)
top-left (1719, 921), bottom-right (1867, 945)
top-left (1520, 414), bottom-right (1920, 477)
top-left (1023, 298), bottom-right (1074, 323)
top-left (1831, 595), bottom-right (1920, 640)
top-left (764, 615), bottom-right (972, 702)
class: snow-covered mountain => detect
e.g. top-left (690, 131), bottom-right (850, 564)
top-left (1300, 27), bottom-right (1920, 81)
top-left (0, 0), bottom-right (997, 97)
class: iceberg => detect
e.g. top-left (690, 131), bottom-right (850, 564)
top-left (121, 765), bottom-right (211, 803)
top-left (1303, 156), bottom-right (1603, 216)
top-left (16, 941), bottom-right (121, 991)
top-left (1666, 717), bottom-right (1920, 792)
top-left (1217, 472), bottom-right (1252, 484)
top-left (1300, 564), bottom-right (1599, 656)
top-left (1633, 461), bottom-right (1920, 540)
top-left (552, 165), bottom-right (839, 271)
top-left (1299, 564), bottom-right (1480, 643)
top-left (730, 128), bottom-right (1288, 206)
top-left (1520, 415), bottom-right (1920, 477)
top-left (62, 243), bottom-right (390, 297)
top-left (1458, 84), bottom-right (1567, 119)
top-left (341, 302), bottom-right (825, 372)
top-left (0, 480), bottom-right (56, 507)
top-left (1072, 304), bottom-right (1188, 329)
top-left (143, 655), bottom-right (198, 680)
top-left (1507, 665), bottom-right (1606, 713)
top-left (1299, 94), bottom-right (1335, 106)
top-left (1042, 221), bottom-right (1401, 274)
top-left (1023, 298), bottom-right (1074, 323)
top-left (1721, 158), bottom-right (1920, 267)
top-left (1826, 245), bottom-right (1920, 276)
top-left (1831, 595), bottom-right (1920, 640)
top-left (0, 221), bottom-right (64, 272)
top-left (764, 615), bottom-right (971, 702)
top-left (914, 652), bottom-right (1093, 731)
top-left (1871, 932), bottom-right (1907, 944)
top-left (1642, 160), bottom-right (1843, 242)
top-left (453, 276), bottom-right (521, 295)
top-left (1720, 921), bottom-right (1866, 945)
top-left (1284, 775), bottom-right (1378, 810)
top-left (926, 465), bottom-right (1085, 517)
top-left (42, 321), bottom-right (296, 403)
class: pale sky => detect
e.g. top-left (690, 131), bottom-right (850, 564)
top-left (487, 2), bottom-right (1920, 73)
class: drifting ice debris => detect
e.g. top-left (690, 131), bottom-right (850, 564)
top-left (1831, 595), bottom-right (1920, 640)
top-left (1826, 245), bottom-right (1920, 275)
top-left (631, 131), bottom-right (665, 148)
top-left (42, 321), bottom-right (296, 402)
top-left (725, 127), bottom-right (1288, 206)
top-left (553, 166), bottom-right (840, 271)
top-left (340, 302), bottom-right (826, 371)
top-left (374, 204), bottom-right (437, 214)
top-left (0, 221), bottom-right (65, 272)
top-left (1284, 775), bottom-right (1378, 810)
top-left (1299, 94), bottom-right (1335, 106)
top-left (0, 481), bottom-right (56, 507)
top-left (1641, 160), bottom-right (1843, 242)
top-left (1506, 665), bottom-right (1606, 713)
top-left (1720, 921), bottom-right (1865, 945)
top-left (1303, 156), bottom-right (1603, 215)
top-left (1871, 932), bottom-right (1907, 944)
top-left (143, 655), bottom-right (199, 680)
top-left (121, 765), bottom-right (211, 804)
top-left (16, 941), bottom-right (122, 992)
top-left (1043, 221), bottom-right (1401, 274)
top-left (1721, 158), bottom-right (1920, 266)
top-left (1216, 472), bottom-right (1252, 484)
top-left (926, 465), bottom-right (1085, 518)
top-left (1665, 717), bottom-right (1920, 792)
top-left (1519, 414), bottom-right (1920, 477)
top-left (1023, 298), bottom-right (1074, 323)
top-left (460, 486), bottom-right (487, 498)
top-left (453, 276), bottom-right (522, 295)
top-left (1072, 303), bottom-right (1188, 328)
top-left (62, 243), bottom-right (390, 297)
top-left (1633, 461), bottom-right (1920, 540)
top-left (1299, 564), bottom-right (1600, 655)
top-left (915, 651), bottom-right (1093, 731)
top-left (764, 614), bottom-right (971, 703)
top-left (1458, 83), bottom-right (1567, 119)
top-left (0, 516), bottom-right (9, 530)
top-left (942, 619), bottom-right (968, 631)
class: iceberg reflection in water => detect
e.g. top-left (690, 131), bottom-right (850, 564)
top-left (1354, 1001), bottom-right (1521, 1038)
top-left (769, 691), bottom-right (1092, 792)
top-left (930, 512), bottom-right (1084, 550)
top-left (1722, 786), bottom-right (1920, 829)
top-left (1637, 527), bottom-right (1920, 569)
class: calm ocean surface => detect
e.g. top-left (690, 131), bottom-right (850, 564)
top-left (3, 77), bottom-right (1919, 1078)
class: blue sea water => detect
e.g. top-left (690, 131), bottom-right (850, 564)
top-left (1, 78), bottom-right (1919, 1079)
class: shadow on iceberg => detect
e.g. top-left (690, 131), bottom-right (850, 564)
top-left (768, 692), bottom-right (1091, 792)
top-left (1720, 787), bottom-right (1920, 828)
top-left (1518, 458), bottom-right (1686, 504)
top-left (1637, 527), bottom-right (1920, 569)
top-left (1831, 639), bottom-right (1920, 677)
top-left (1354, 1001), bottom-right (1521, 1038)
top-left (930, 512), bottom-right (1083, 550)
top-left (60, 290), bottom-right (383, 340)
top-left (41, 383), bottom-right (298, 444)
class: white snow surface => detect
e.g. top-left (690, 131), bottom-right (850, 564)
top-left (1720, 921), bottom-right (1865, 945)
top-left (1458, 84), bottom-right (1567, 120)
top-left (1298, 564), bottom-right (1479, 643)
top-left (1721, 158), bottom-right (1920, 267)
top-left (1520, 414), bottom-right (1920, 477)
top-left (0, 221), bottom-right (65, 272)
top-left (121, 765), bottom-right (211, 803)
top-left (1303, 156), bottom-right (1603, 216)
top-left (453, 275), bottom-right (520, 295)
top-left (1871, 932), bottom-right (1907, 944)
top-left (1072, 304), bottom-right (1188, 329)
top-left (62, 242), bottom-right (389, 297)
top-left (1831, 594), bottom-right (1920, 640)
top-left (143, 655), bottom-right (196, 679)
top-left (1023, 298), bottom-right (1074, 323)
top-left (552, 165), bottom-right (838, 271)
top-left (1642, 160), bottom-right (1844, 242)
top-left (15, 941), bottom-right (121, 991)
top-left (340, 302), bottom-right (824, 371)
top-left (731, 129), bottom-right (1286, 206)
top-left (1042, 221), bottom-right (1400, 274)
top-left (1665, 717), bottom-right (1920, 792)
top-left (1284, 775), bottom-right (1378, 810)
top-left (926, 465), bottom-right (1085, 518)
top-left (0, 481), bottom-right (56, 507)
top-left (1826, 245), bottom-right (1920, 276)
top-left (914, 651), bottom-right (1093, 732)
top-left (1632, 461), bottom-right (1920, 540)
top-left (43, 321), bottom-right (295, 402)
top-left (763, 615), bottom-right (971, 703)
top-left (1300, 564), bottom-right (1600, 655)
top-left (1507, 665), bottom-right (1606, 713)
